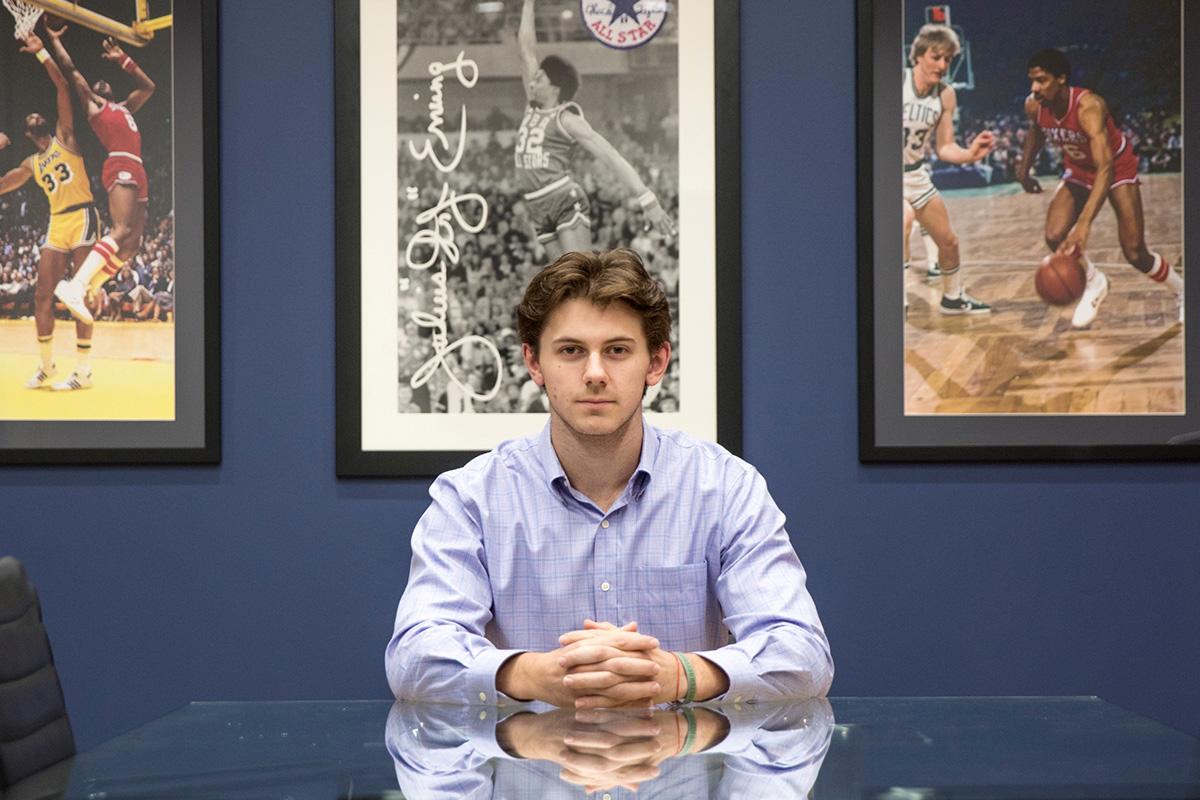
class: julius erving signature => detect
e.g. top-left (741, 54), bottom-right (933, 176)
top-left (404, 184), bottom-right (503, 403)
top-left (402, 50), bottom-right (504, 405)
top-left (407, 52), bottom-right (478, 173)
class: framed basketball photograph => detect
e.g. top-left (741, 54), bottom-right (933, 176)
top-left (0, 0), bottom-right (219, 465)
top-left (858, 0), bottom-right (1200, 461)
top-left (336, 0), bottom-right (741, 476)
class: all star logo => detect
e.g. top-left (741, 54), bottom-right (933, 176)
top-left (580, 1), bottom-right (669, 49)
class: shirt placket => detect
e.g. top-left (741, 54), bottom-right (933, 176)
top-left (593, 506), bottom-right (621, 623)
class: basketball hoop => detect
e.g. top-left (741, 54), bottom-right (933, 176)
top-left (3, 0), bottom-right (43, 40)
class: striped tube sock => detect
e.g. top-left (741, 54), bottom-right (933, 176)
top-left (1148, 253), bottom-right (1184, 294)
top-left (77, 236), bottom-right (125, 293)
top-left (38, 334), bottom-right (53, 371)
top-left (76, 338), bottom-right (91, 374)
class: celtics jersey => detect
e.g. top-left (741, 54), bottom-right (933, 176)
top-left (29, 137), bottom-right (93, 212)
top-left (514, 101), bottom-right (583, 195)
top-left (902, 68), bottom-right (944, 169)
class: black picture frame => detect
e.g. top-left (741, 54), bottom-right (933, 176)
top-left (0, 1), bottom-right (220, 465)
top-left (336, 0), bottom-right (741, 477)
top-left (858, 0), bottom-right (1198, 462)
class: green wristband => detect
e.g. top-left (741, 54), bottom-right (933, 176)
top-left (674, 652), bottom-right (697, 704)
top-left (677, 705), bottom-right (697, 756)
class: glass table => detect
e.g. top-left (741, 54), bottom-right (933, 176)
top-left (7, 697), bottom-right (1198, 799)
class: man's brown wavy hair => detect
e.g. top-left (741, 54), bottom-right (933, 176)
top-left (517, 249), bottom-right (671, 358)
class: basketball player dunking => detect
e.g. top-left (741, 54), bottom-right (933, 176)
top-left (903, 24), bottom-right (995, 315)
top-left (1017, 49), bottom-right (1183, 328)
top-left (0, 32), bottom-right (99, 390)
top-left (45, 25), bottom-right (155, 334)
top-left (515, 0), bottom-right (675, 261)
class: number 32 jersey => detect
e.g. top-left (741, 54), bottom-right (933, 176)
top-left (902, 68), bottom-right (944, 170)
top-left (28, 138), bottom-right (93, 213)
top-left (514, 101), bottom-right (583, 195)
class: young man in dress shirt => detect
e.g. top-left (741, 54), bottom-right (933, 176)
top-left (387, 249), bottom-right (832, 707)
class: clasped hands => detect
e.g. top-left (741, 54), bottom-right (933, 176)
top-left (497, 706), bottom-right (704, 793)
top-left (497, 619), bottom-right (682, 709)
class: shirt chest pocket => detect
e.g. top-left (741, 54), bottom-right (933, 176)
top-left (626, 562), bottom-right (710, 652)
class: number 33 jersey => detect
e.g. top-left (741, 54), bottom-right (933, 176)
top-left (902, 68), bottom-right (943, 170)
top-left (28, 138), bottom-right (94, 213)
top-left (514, 101), bottom-right (583, 195)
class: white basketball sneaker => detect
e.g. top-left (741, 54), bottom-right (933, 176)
top-left (54, 278), bottom-right (94, 323)
top-left (1071, 270), bottom-right (1108, 329)
top-left (25, 364), bottom-right (57, 389)
top-left (51, 371), bottom-right (93, 391)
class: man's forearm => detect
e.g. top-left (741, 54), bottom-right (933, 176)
top-left (685, 653), bottom-right (730, 702)
top-left (496, 651), bottom-right (545, 703)
top-left (1078, 163), bottom-right (1114, 227)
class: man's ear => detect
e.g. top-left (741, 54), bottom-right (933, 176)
top-left (522, 342), bottom-right (545, 387)
top-left (645, 341), bottom-right (671, 387)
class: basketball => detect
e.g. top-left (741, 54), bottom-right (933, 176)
top-left (1035, 252), bottom-right (1086, 306)
top-left (42, 14), bottom-right (66, 32)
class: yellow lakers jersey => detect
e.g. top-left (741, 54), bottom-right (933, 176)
top-left (28, 138), bottom-right (93, 213)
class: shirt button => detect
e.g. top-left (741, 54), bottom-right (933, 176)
top-left (601, 581), bottom-right (611, 592)
top-left (478, 692), bottom-right (486, 702)
top-left (601, 519), bottom-right (609, 528)
top-left (603, 794), bottom-right (612, 800)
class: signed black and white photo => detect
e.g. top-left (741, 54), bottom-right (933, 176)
top-left (338, 0), bottom-right (739, 474)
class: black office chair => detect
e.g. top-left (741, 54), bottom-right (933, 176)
top-left (0, 557), bottom-right (75, 789)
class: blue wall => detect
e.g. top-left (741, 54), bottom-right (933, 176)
top-left (3, 0), bottom-right (1198, 751)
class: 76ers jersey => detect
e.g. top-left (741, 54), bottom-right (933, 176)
top-left (514, 102), bottom-right (583, 194)
top-left (29, 138), bottom-right (93, 213)
top-left (1035, 86), bottom-right (1126, 172)
top-left (89, 100), bottom-right (141, 158)
top-left (903, 68), bottom-right (944, 169)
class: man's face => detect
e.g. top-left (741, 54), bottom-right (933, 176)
top-left (25, 113), bottom-right (49, 140)
top-left (530, 68), bottom-right (559, 107)
top-left (523, 297), bottom-right (669, 442)
top-left (1028, 66), bottom-right (1066, 107)
top-left (914, 47), bottom-right (952, 85)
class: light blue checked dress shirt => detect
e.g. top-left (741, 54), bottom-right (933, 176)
top-left (386, 421), bottom-right (833, 705)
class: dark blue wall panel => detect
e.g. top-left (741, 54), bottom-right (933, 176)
top-left (1, 0), bottom-right (1196, 751)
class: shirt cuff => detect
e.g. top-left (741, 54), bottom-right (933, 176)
top-left (701, 701), bottom-right (762, 755)
top-left (467, 648), bottom-right (526, 705)
top-left (692, 646), bottom-right (757, 703)
top-left (465, 704), bottom-right (512, 760)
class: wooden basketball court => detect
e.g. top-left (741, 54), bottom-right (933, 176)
top-left (0, 319), bottom-right (174, 420)
top-left (904, 173), bottom-right (1184, 415)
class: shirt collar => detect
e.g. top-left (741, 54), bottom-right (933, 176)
top-left (536, 419), bottom-right (658, 502)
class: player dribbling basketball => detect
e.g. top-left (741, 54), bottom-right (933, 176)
top-left (903, 24), bottom-right (995, 316)
top-left (1017, 48), bottom-right (1183, 328)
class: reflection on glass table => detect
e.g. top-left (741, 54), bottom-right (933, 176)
top-left (386, 698), bottom-right (831, 798)
top-left (6, 697), bottom-right (1196, 799)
